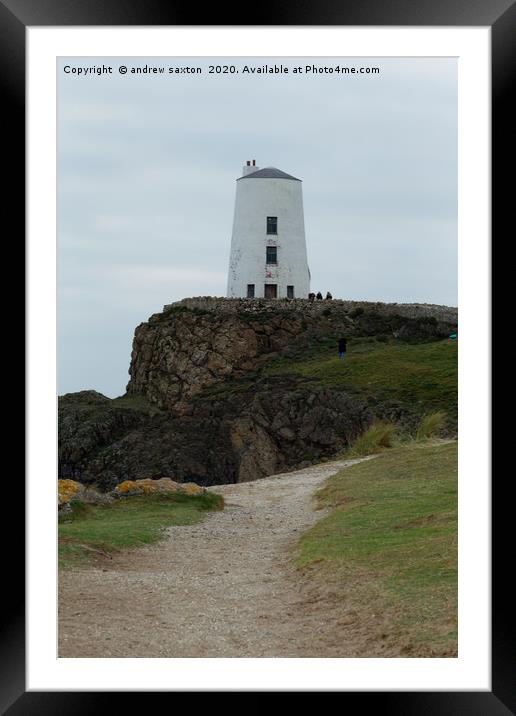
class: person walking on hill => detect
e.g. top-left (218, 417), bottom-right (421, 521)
top-left (325, 291), bottom-right (333, 300)
top-left (316, 291), bottom-right (323, 300)
top-left (338, 336), bottom-right (347, 360)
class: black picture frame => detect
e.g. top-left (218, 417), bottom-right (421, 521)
top-left (7, 0), bottom-right (506, 711)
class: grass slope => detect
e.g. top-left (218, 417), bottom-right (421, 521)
top-left (297, 441), bottom-right (457, 656)
top-left (265, 338), bottom-right (457, 425)
top-left (59, 491), bottom-right (223, 569)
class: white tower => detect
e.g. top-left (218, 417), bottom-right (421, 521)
top-left (226, 160), bottom-right (310, 299)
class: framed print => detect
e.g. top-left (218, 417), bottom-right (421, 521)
top-left (5, 0), bottom-right (509, 710)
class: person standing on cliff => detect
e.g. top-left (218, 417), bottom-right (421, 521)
top-left (338, 336), bottom-right (347, 360)
top-left (316, 291), bottom-right (323, 300)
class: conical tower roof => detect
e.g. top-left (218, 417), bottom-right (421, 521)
top-left (237, 166), bottom-right (301, 181)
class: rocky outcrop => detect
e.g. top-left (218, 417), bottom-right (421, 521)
top-left (114, 478), bottom-right (204, 496)
top-left (58, 479), bottom-right (83, 506)
top-left (127, 307), bottom-right (264, 409)
top-left (58, 376), bottom-right (373, 490)
top-left (57, 477), bottom-right (204, 517)
top-left (127, 298), bottom-right (457, 411)
top-left (58, 479), bottom-right (114, 511)
top-left (186, 375), bottom-right (373, 484)
top-left (58, 391), bottom-right (151, 484)
top-left (59, 298), bottom-right (457, 491)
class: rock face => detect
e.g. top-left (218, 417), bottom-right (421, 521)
top-left (58, 376), bottom-right (372, 491)
top-left (127, 298), bottom-right (457, 411)
top-left (59, 298), bottom-right (458, 490)
top-left (127, 307), bottom-right (263, 410)
top-left (58, 391), bottom-right (150, 485)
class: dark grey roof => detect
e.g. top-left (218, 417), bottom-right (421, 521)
top-left (237, 167), bottom-right (301, 181)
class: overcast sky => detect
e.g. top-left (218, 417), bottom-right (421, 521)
top-left (58, 56), bottom-right (457, 398)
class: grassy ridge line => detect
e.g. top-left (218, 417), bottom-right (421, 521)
top-left (59, 491), bottom-right (223, 569)
top-left (265, 338), bottom-right (458, 421)
top-left (297, 441), bottom-right (457, 656)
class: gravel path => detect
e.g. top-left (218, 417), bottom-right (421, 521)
top-left (59, 458), bottom-right (371, 658)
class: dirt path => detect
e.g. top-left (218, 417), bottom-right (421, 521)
top-left (59, 458), bottom-right (372, 657)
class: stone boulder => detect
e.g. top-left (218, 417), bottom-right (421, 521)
top-left (113, 477), bottom-right (204, 496)
top-left (58, 479), bottom-right (114, 508)
top-left (58, 479), bottom-right (84, 506)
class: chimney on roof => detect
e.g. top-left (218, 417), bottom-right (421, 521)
top-left (242, 160), bottom-right (259, 176)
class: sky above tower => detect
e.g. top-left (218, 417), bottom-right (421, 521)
top-left (58, 56), bottom-right (457, 397)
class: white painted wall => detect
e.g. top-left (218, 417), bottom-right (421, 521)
top-left (227, 166), bottom-right (310, 299)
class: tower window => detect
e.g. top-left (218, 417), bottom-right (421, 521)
top-left (267, 217), bottom-right (278, 235)
top-left (247, 284), bottom-right (255, 298)
top-left (266, 246), bottom-right (277, 264)
top-left (287, 285), bottom-right (295, 299)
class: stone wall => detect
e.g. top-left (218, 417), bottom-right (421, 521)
top-left (165, 296), bottom-right (458, 323)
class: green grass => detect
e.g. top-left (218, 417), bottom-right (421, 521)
top-left (59, 491), bottom-right (223, 569)
top-left (297, 441), bottom-right (457, 656)
top-left (111, 393), bottom-right (164, 415)
top-left (345, 421), bottom-right (397, 456)
top-left (265, 338), bottom-right (457, 423)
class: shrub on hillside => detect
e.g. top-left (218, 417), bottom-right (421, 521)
top-left (347, 421), bottom-right (396, 456)
top-left (416, 411), bottom-right (447, 440)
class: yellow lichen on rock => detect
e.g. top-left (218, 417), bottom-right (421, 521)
top-left (58, 479), bottom-right (83, 505)
top-left (153, 478), bottom-right (181, 492)
top-left (115, 478), bottom-right (180, 495)
top-left (181, 483), bottom-right (204, 495)
top-left (115, 480), bottom-right (144, 494)
top-left (114, 478), bottom-right (204, 496)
